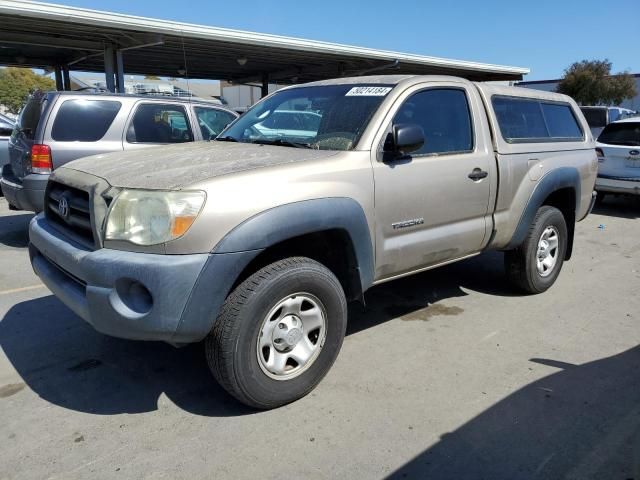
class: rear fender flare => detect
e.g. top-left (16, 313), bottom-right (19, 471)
top-left (505, 167), bottom-right (580, 251)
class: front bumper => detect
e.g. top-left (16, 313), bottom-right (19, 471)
top-left (1, 165), bottom-right (48, 212)
top-left (595, 174), bottom-right (640, 195)
top-left (29, 214), bottom-right (259, 343)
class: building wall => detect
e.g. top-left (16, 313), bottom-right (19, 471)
top-left (219, 82), bottom-right (282, 110)
top-left (517, 75), bottom-right (640, 111)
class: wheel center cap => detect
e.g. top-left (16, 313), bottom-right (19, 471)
top-left (285, 328), bottom-right (303, 346)
top-left (539, 241), bottom-right (549, 257)
top-left (272, 315), bottom-right (304, 350)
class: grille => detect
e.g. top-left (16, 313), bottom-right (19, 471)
top-left (45, 181), bottom-right (95, 248)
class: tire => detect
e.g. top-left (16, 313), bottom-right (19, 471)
top-left (504, 206), bottom-right (568, 294)
top-left (206, 256), bottom-right (347, 409)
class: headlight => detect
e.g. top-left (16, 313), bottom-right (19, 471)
top-left (105, 190), bottom-right (206, 246)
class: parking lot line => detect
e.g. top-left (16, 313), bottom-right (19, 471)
top-left (0, 284), bottom-right (44, 296)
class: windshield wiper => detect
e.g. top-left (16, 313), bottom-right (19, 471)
top-left (216, 135), bottom-right (238, 142)
top-left (250, 138), bottom-right (314, 149)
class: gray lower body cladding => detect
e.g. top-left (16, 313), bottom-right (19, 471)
top-left (29, 215), bottom-right (260, 343)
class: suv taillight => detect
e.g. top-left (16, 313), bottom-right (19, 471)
top-left (31, 144), bottom-right (52, 174)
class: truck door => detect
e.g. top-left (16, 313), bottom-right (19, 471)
top-left (371, 82), bottom-right (495, 280)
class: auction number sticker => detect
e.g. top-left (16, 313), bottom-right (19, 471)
top-left (345, 86), bottom-right (392, 97)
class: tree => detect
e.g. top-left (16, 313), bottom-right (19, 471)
top-left (0, 67), bottom-right (56, 114)
top-left (144, 75), bottom-right (161, 80)
top-left (556, 59), bottom-right (637, 106)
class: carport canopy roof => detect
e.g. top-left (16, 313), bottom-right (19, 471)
top-left (0, 0), bottom-right (529, 84)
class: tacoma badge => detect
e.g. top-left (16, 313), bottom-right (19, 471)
top-left (392, 218), bottom-right (425, 230)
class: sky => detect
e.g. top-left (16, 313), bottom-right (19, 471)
top-left (58, 0), bottom-right (639, 81)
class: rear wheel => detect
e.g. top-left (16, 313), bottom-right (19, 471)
top-left (505, 206), bottom-right (568, 294)
top-left (206, 257), bottom-right (347, 409)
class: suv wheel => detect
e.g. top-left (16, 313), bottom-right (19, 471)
top-left (206, 257), bottom-right (347, 409)
top-left (504, 206), bottom-right (568, 294)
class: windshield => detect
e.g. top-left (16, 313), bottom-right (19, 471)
top-left (598, 122), bottom-right (640, 146)
top-left (218, 84), bottom-right (393, 150)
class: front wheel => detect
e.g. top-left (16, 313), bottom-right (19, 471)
top-left (505, 206), bottom-right (568, 294)
top-left (205, 257), bottom-right (347, 409)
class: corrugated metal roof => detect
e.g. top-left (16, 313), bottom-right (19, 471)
top-left (0, 0), bottom-right (529, 83)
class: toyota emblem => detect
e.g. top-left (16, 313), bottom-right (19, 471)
top-left (58, 196), bottom-right (70, 219)
top-left (629, 150), bottom-right (639, 156)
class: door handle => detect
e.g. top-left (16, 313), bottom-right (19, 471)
top-left (468, 168), bottom-right (488, 181)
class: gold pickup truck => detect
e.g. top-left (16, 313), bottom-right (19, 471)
top-left (28, 75), bottom-right (597, 408)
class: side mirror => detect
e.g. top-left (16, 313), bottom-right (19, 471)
top-left (388, 124), bottom-right (425, 155)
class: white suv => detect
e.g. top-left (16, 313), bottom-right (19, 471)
top-left (595, 117), bottom-right (640, 198)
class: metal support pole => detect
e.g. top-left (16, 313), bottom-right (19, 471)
top-left (54, 66), bottom-right (63, 91)
top-left (261, 73), bottom-right (269, 98)
top-left (62, 66), bottom-right (71, 91)
top-left (104, 45), bottom-right (115, 93)
top-left (115, 50), bottom-right (125, 93)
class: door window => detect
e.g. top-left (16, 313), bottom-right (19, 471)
top-left (193, 107), bottom-right (236, 139)
top-left (393, 88), bottom-right (474, 155)
top-left (126, 104), bottom-right (193, 144)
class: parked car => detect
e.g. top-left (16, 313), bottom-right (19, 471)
top-left (1, 91), bottom-right (237, 212)
top-left (0, 113), bottom-right (14, 169)
top-left (580, 106), bottom-right (637, 139)
top-left (29, 75), bottom-right (597, 409)
top-left (251, 110), bottom-right (322, 140)
top-left (595, 117), bottom-right (640, 199)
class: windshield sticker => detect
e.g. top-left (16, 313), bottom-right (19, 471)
top-left (345, 86), bottom-right (392, 97)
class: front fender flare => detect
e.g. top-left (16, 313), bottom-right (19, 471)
top-left (213, 197), bottom-right (375, 289)
top-left (173, 198), bottom-right (374, 343)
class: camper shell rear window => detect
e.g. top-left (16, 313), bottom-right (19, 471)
top-left (492, 96), bottom-right (584, 143)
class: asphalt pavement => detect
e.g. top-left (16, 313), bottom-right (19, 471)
top-left (0, 196), bottom-right (639, 480)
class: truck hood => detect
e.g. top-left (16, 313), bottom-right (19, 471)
top-left (60, 141), bottom-right (339, 189)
